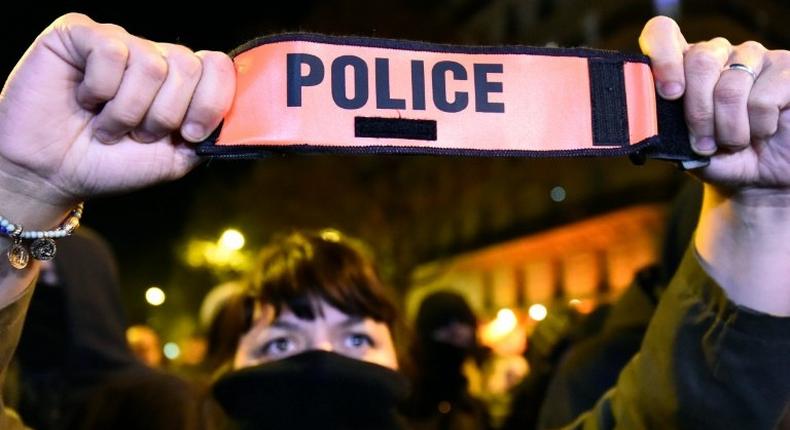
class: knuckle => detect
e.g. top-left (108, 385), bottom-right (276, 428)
top-left (108, 105), bottom-right (145, 128)
top-left (81, 78), bottom-right (115, 101)
top-left (687, 108), bottom-right (714, 126)
top-left (138, 54), bottom-right (169, 81)
top-left (173, 52), bottom-right (203, 81)
top-left (709, 37), bottom-right (732, 49)
top-left (719, 131), bottom-right (749, 148)
top-left (97, 38), bottom-right (129, 65)
top-left (161, 44), bottom-right (203, 81)
top-left (747, 93), bottom-right (776, 116)
top-left (48, 13), bottom-right (94, 41)
top-left (187, 101), bottom-right (224, 123)
top-left (767, 50), bottom-right (790, 67)
top-left (197, 50), bottom-right (234, 72)
top-left (751, 123), bottom-right (777, 139)
top-left (748, 96), bottom-right (779, 138)
top-left (685, 48), bottom-right (724, 73)
top-left (714, 83), bottom-right (747, 106)
top-left (99, 23), bottom-right (129, 35)
top-left (738, 40), bottom-right (766, 54)
top-left (148, 109), bottom-right (184, 131)
top-left (55, 12), bottom-right (91, 26)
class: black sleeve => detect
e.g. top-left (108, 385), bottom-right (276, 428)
top-left (565, 247), bottom-right (790, 430)
top-left (75, 367), bottom-right (208, 430)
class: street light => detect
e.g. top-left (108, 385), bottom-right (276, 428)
top-left (528, 303), bottom-right (548, 321)
top-left (218, 229), bottom-right (245, 251)
top-left (145, 286), bottom-right (166, 306)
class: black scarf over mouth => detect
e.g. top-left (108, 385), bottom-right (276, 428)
top-left (212, 351), bottom-right (409, 430)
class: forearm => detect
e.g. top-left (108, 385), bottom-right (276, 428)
top-left (694, 184), bottom-right (790, 316)
top-left (0, 169), bottom-right (72, 308)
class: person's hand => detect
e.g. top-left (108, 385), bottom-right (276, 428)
top-left (639, 16), bottom-right (790, 316)
top-left (0, 13), bottom-right (236, 211)
top-left (639, 16), bottom-right (789, 200)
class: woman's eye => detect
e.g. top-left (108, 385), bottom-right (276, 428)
top-left (261, 337), bottom-right (295, 356)
top-left (344, 333), bottom-right (375, 349)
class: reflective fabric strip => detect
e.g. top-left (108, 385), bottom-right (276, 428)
top-left (200, 34), bottom-right (699, 164)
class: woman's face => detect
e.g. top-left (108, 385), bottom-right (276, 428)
top-left (234, 298), bottom-right (398, 370)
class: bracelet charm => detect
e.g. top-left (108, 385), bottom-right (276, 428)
top-left (30, 238), bottom-right (57, 261)
top-left (7, 239), bottom-right (29, 270)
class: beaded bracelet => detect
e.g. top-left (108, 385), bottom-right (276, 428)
top-left (0, 203), bottom-right (84, 269)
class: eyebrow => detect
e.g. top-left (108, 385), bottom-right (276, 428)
top-left (269, 316), bottom-right (366, 330)
top-left (269, 320), bottom-right (302, 331)
top-left (338, 316), bottom-right (365, 328)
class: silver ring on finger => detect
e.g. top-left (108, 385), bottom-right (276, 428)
top-left (723, 63), bottom-right (757, 81)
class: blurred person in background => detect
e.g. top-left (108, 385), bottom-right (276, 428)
top-left (7, 229), bottom-right (202, 430)
top-left (500, 302), bottom-right (611, 430)
top-left (401, 290), bottom-right (492, 430)
top-left (126, 325), bottom-right (163, 369)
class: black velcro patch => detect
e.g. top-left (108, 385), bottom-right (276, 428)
top-left (355, 117), bottom-right (437, 141)
top-left (588, 59), bottom-right (629, 146)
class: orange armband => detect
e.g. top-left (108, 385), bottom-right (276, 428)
top-left (198, 34), bottom-right (707, 168)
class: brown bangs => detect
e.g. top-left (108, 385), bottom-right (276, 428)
top-left (247, 230), bottom-right (397, 328)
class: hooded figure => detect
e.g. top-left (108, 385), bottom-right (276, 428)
top-left (10, 229), bottom-right (202, 430)
top-left (401, 290), bottom-right (492, 430)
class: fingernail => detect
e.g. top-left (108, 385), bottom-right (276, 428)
top-left (690, 135), bottom-right (717, 154)
top-left (94, 129), bottom-right (117, 144)
top-left (182, 122), bottom-right (206, 141)
top-left (659, 82), bottom-right (683, 99)
top-left (133, 130), bottom-right (158, 143)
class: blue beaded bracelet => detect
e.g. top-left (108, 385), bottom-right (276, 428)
top-left (1, 203), bottom-right (84, 269)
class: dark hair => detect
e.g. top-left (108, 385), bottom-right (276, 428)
top-left (246, 230), bottom-right (398, 330)
top-left (204, 291), bottom-right (253, 371)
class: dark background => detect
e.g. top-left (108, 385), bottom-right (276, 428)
top-left (1, 0), bottom-right (787, 341)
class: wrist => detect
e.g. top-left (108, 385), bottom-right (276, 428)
top-left (695, 184), bottom-right (790, 316)
top-left (0, 178), bottom-right (73, 306)
top-left (0, 168), bottom-right (75, 231)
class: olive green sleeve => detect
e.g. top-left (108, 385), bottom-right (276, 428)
top-left (565, 247), bottom-right (790, 430)
top-left (0, 283), bottom-right (34, 430)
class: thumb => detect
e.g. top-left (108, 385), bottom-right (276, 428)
top-left (639, 16), bottom-right (689, 100)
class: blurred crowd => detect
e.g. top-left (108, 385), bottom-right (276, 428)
top-left (5, 182), bottom-right (717, 430)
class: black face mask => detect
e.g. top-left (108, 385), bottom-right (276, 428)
top-left (212, 351), bottom-right (409, 430)
top-left (422, 341), bottom-right (470, 370)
